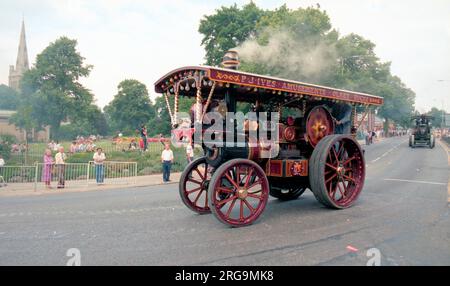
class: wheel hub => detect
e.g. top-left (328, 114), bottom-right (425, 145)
top-left (237, 188), bottom-right (248, 199)
top-left (337, 165), bottom-right (346, 177)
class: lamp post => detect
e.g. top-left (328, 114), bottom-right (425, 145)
top-left (437, 79), bottom-right (450, 136)
top-left (436, 80), bottom-right (449, 132)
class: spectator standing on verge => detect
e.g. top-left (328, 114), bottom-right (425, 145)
top-left (55, 147), bottom-right (67, 189)
top-left (364, 130), bottom-right (370, 145)
top-left (371, 130), bottom-right (376, 144)
top-left (0, 155), bottom-right (5, 187)
top-left (186, 138), bottom-right (194, 164)
top-left (42, 149), bottom-right (54, 189)
top-left (93, 148), bottom-right (106, 185)
top-left (140, 124), bottom-right (148, 151)
top-left (0, 155), bottom-right (5, 168)
top-left (69, 141), bottom-right (77, 154)
top-left (161, 143), bottom-right (174, 183)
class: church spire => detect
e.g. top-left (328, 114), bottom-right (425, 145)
top-left (9, 19), bottom-right (30, 91)
top-left (15, 19), bottom-right (29, 72)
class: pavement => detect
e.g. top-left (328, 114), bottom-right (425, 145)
top-left (0, 173), bottom-right (181, 197)
top-left (0, 136), bottom-right (449, 265)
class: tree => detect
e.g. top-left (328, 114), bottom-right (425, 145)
top-left (58, 105), bottom-right (109, 140)
top-left (15, 37), bottom-right (94, 139)
top-left (104, 79), bottom-right (154, 135)
top-left (0, 85), bottom-right (20, 110)
top-left (199, 2), bottom-right (266, 65)
top-left (427, 107), bottom-right (445, 128)
top-left (198, 4), bottom-right (415, 128)
top-left (147, 96), bottom-right (172, 137)
top-left (147, 95), bottom-right (195, 137)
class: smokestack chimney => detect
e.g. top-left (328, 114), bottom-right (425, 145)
top-left (221, 50), bottom-right (240, 70)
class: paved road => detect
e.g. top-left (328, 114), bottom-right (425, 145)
top-left (0, 136), bottom-right (449, 265)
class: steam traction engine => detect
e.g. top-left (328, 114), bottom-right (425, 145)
top-left (409, 114), bottom-right (435, 149)
top-left (154, 52), bottom-right (383, 227)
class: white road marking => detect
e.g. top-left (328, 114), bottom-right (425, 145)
top-left (0, 206), bottom-right (183, 218)
top-left (383, 178), bottom-right (446, 186)
top-left (369, 141), bottom-right (404, 164)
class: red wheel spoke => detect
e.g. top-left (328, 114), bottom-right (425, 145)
top-left (225, 198), bottom-right (237, 217)
top-left (329, 181), bottom-right (336, 198)
top-left (337, 142), bottom-right (345, 160)
top-left (247, 192), bottom-right (262, 199)
top-left (343, 174), bottom-right (355, 183)
top-left (342, 156), bottom-right (356, 165)
top-left (337, 182), bottom-right (345, 198)
top-left (193, 167), bottom-right (205, 180)
top-left (328, 152), bottom-right (334, 164)
top-left (236, 166), bottom-right (241, 186)
top-left (203, 164), bottom-right (208, 180)
top-left (217, 195), bottom-right (237, 206)
top-left (218, 187), bottom-right (234, 194)
top-left (340, 178), bottom-right (349, 194)
top-left (186, 187), bottom-right (202, 194)
top-left (325, 173), bottom-right (337, 184)
top-left (332, 146), bottom-right (339, 163)
top-left (244, 168), bottom-right (254, 188)
top-left (225, 173), bottom-right (239, 190)
top-left (243, 199), bottom-right (255, 213)
top-left (247, 180), bottom-right (261, 190)
top-left (326, 163), bottom-right (338, 170)
top-left (187, 178), bottom-right (203, 185)
top-left (193, 189), bottom-right (204, 205)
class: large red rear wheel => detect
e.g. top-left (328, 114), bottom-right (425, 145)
top-left (309, 135), bottom-right (365, 209)
top-left (208, 159), bottom-right (269, 227)
top-left (179, 157), bottom-right (211, 214)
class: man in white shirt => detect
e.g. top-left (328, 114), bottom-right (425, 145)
top-left (93, 148), bottom-right (106, 184)
top-left (161, 143), bottom-right (174, 183)
top-left (0, 155), bottom-right (5, 187)
top-left (0, 155), bottom-right (5, 167)
top-left (186, 139), bottom-right (194, 164)
top-left (54, 147), bottom-right (67, 189)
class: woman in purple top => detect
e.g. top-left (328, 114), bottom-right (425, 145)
top-left (42, 149), bottom-right (53, 189)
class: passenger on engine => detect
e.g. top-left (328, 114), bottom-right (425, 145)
top-left (331, 103), bottom-right (352, 134)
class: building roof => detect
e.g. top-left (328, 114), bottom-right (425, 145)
top-left (0, 110), bottom-right (17, 119)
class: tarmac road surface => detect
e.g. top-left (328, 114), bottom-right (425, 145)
top-left (0, 136), bottom-right (449, 265)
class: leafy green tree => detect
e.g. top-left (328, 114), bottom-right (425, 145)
top-left (198, 3), bottom-right (415, 129)
top-left (427, 107), bottom-right (445, 127)
top-left (0, 85), bottom-right (20, 110)
top-left (104, 79), bottom-right (154, 135)
top-left (147, 96), bottom-right (172, 137)
top-left (147, 95), bottom-right (195, 137)
top-left (15, 37), bottom-right (94, 139)
top-left (58, 105), bottom-right (109, 140)
top-left (199, 2), bottom-right (266, 65)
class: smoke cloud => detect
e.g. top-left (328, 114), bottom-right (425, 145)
top-left (235, 28), bottom-right (338, 84)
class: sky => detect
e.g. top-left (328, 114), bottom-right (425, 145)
top-left (0, 0), bottom-right (449, 112)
